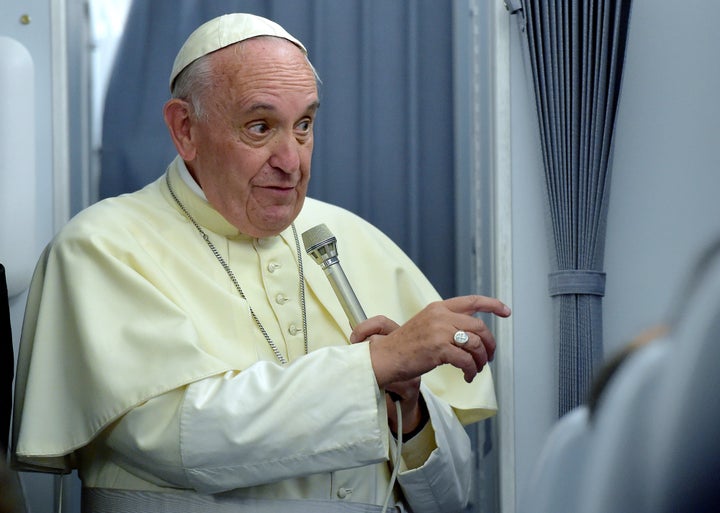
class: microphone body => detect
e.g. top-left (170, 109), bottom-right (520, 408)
top-left (301, 224), bottom-right (367, 328)
top-left (303, 223), bottom-right (403, 408)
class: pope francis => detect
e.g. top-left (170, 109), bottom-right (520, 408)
top-left (11, 12), bottom-right (510, 513)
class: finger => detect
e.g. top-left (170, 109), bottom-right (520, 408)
top-left (467, 337), bottom-right (489, 371)
top-left (350, 315), bottom-right (400, 343)
top-left (450, 329), bottom-right (490, 373)
top-left (441, 346), bottom-right (482, 383)
top-left (443, 295), bottom-right (511, 318)
top-left (452, 318), bottom-right (496, 361)
top-left (472, 320), bottom-right (497, 361)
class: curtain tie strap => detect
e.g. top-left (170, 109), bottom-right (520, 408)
top-left (548, 270), bottom-right (606, 297)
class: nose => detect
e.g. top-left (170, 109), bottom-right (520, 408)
top-left (268, 131), bottom-right (301, 174)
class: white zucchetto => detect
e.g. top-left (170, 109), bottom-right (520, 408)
top-left (169, 13), bottom-right (307, 91)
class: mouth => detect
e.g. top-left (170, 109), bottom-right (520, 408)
top-left (256, 184), bottom-right (297, 202)
top-left (263, 184), bottom-right (296, 194)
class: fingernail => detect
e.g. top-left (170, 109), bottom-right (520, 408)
top-left (349, 333), bottom-right (358, 343)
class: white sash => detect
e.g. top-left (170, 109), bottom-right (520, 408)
top-left (82, 488), bottom-right (404, 513)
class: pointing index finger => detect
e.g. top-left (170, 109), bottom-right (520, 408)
top-left (444, 295), bottom-right (512, 318)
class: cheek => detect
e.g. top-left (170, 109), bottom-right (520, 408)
top-left (217, 142), bottom-right (264, 183)
top-left (300, 144), bottom-right (314, 172)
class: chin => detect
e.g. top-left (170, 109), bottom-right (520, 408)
top-left (251, 217), bottom-right (296, 238)
top-left (240, 199), bottom-right (303, 236)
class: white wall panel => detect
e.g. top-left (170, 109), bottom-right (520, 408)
top-left (0, 36), bottom-right (35, 298)
top-left (0, 0), bottom-right (72, 511)
top-left (604, 0), bottom-right (720, 355)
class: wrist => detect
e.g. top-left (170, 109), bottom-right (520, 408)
top-left (390, 395), bottom-right (429, 440)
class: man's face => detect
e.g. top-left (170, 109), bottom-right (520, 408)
top-left (185, 37), bottom-right (319, 238)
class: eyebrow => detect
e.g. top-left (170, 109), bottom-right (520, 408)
top-left (247, 100), bottom-right (320, 115)
top-left (306, 100), bottom-right (321, 114)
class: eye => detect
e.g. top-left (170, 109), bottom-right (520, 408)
top-left (247, 122), bottom-right (270, 135)
top-left (295, 118), bottom-right (313, 135)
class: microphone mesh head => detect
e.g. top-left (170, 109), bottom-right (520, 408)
top-left (302, 224), bottom-right (338, 264)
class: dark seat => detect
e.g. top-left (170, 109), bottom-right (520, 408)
top-left (1, 263), bottom-right (13, 458)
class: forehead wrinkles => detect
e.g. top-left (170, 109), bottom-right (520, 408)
top-left (211, 39), bottom-right (316, 110)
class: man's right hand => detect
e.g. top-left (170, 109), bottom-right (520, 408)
top-left (364, 295), bottom-right (511, 387)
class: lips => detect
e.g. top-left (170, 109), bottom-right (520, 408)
top-left (265, 185), bottom-right (295, 190)
top-left (255, 184), bottom-right (297, 203)
top-left (259, 184), bottom-right (295, 194)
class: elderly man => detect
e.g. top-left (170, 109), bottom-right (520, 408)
top-left (12, 13), bottom-right (510, 513)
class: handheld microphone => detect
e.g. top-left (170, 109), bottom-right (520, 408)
top-left (301, 223), bottom-right (367, 328)
top-left (303, 224), bottom-right (404, 511)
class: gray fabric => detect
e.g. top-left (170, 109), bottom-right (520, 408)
top-left (548, 270), bottom-right (606, 297)
top-left (82, 488), bottom-right (402, 513)
top-left (512, 0), bottom-right (633, 414)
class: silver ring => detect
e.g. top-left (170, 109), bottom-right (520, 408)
top-left (453, 330), bottom-right (469, 346)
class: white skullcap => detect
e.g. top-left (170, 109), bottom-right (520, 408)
top-left (169, 13), bottom-right (307, 91)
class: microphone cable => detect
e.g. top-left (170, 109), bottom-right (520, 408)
top-left (381, 397), bottom-right (402, 513)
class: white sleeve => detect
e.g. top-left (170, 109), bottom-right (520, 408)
top-left (396, 384), bottom-right (473, 513)
top-left (103, 343), bottom-right (390, 494)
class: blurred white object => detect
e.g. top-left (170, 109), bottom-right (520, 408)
top-left (89, 0), bottom-right (132, 147)
top-left (519, 406), bottom-right (591, 513)
top-left (0, 36), bottom-right (36, 298)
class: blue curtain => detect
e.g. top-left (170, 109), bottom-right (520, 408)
top-left (510, 0), bottom-right (633, 415)
top-left (100, 0), bottom-right (458, 298)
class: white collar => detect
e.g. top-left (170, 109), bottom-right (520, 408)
top-left (177, 159), bottom-right (207, 201)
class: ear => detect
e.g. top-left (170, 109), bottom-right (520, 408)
top-left (163, 98), bottom-right (197, 160)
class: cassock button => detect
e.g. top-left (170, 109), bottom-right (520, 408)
top-left (288, 324), bottom-right (300, 336)
top-left (267, 262), bottom-right (281, 273)
top-left (336, 487), bottom-right (352, 499)
top-left (275, 293), bottom-right (289, 305)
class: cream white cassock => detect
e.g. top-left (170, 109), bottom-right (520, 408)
top-left (12, 157), bottom-right (497, 512)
